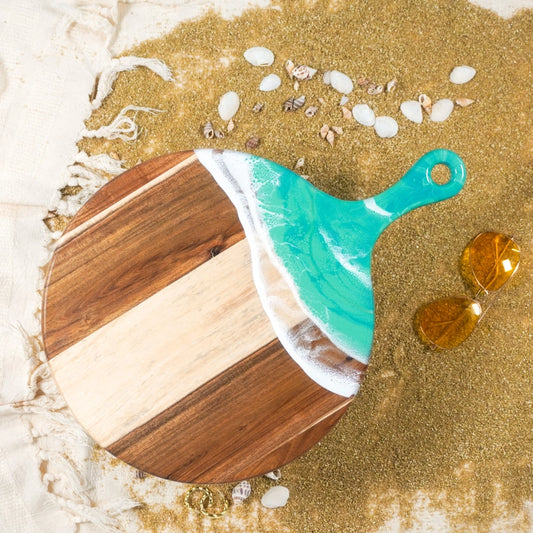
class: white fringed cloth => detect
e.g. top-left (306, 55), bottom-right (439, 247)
top-left (0, 0), bottom-right (530, 531)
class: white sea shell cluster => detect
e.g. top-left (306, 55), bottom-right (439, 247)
top-left (398, 65), bottom-right (476, 126)
top-left (215, 50), bottom-right (477, 142)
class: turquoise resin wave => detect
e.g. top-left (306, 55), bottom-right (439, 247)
top-left (246, 149), bottom-right (467, 364)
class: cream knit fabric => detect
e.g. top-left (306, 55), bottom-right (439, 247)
top-left (0, 0), bottom-right (530, 531)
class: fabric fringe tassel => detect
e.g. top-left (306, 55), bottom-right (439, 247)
top-left (91, 56), bottom-right (173, 109)
top-left (80, 104), bottom-right (163, 141)
top-left (8, 325), bottom-right (139, 532)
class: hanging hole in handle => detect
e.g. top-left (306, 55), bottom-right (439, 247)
top-left (431, 163), bottom-right (452, 185)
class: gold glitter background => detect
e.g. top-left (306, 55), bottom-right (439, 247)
top-left (75, 0), bottom-right (532, 530)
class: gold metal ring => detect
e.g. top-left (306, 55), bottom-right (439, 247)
top-left (184, 486), bottom-right (229, 519)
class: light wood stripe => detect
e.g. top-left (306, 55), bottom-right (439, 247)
top-left (48, 239), bottom-right (308, 447)
top-left (108, 338), bottom-right (353, 483)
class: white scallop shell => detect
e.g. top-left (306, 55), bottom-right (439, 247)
top-left (218, 91), bottom-right (240, 121)
top-left (374, 116), bottom-right (398, 138)
top-left (259, 74), bottom-right (281, 92)
top-left (261, 486), bottom-right (290, 509)
top-left (352, 104), bottom-right (375, 126)
top-left (449, 65), bottom-right (476, 84)
top-left (400, 100), bottom-right (423, 124)
top-left (231, 480), bottom-right (251, 505)
top-left (430, 99), bottom-right (454, 122)
top-left (323, 70), bottom-right (332, 85)
top-left (244, 47), bottom-right (275, 67)
top-left (330, 70), bottom-right (354, 94)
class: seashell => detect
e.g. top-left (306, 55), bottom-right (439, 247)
top-left (283, 95), bottom-right (305, 111)
top-left (294, 157), bottom-right (305, 170)
top-left (331, 126), bottom-right (343, 135)
top-left (352, 103), bottom-right (375, 127)
top-left (418, 94), bottom-right (432, 115)
top-left (244, 46), bottom-right (275, 67)
top-left (400, 100), bottom-right (423, 123)
top-left (367, 84), bottom-right (384, 95)
top-left (259, 74), bottom-right (282, 92)
top-left (245, 136), bottom-right (261, 149)
top-left (203, 121), bottom-right (214, 139)
top-left (374, 116), bottom-right (399, 138)
top-left (449, 65), bottom-right (476, 84)
top-left (294, 80), bottom-right (300, 91)
top-left (285, 59), bottom-right (295, 79)
top-left (339, 95), bottom-right (349, 106)
top-left (227, 119), bottom-right (235, 132)
top-left (214, 129), bottom-right (225, 139)
top-left (455, 97), bottom-right (475, 107)
top-left (318, 97), bottom-right (326, 106)
top-left (261, 486), bottom-right (290, 509)
top-left (305, 105), bottom-right (319, 118)
top-left (430, 99), bottom-right (454, 122)
top-left (357, 77), bottom-right (370, 87)
top-left (231, 480), bottom-right (251, 505)
top-left (386, 78), bottom-right (398, 92)
top-left (330, 70), bottom-right (354, 94)
top-left (109, 151), bottom-right (120, 160)
top-left (292, 65), bottom-right (316, 81)
top-left (341, 106), bottom-right (353, 120)
top-left (326, 129), bottom-right (335, 146)
top-left (264, 469), bottom-right (282, 481)
top-left (320, 124), bottom-right (330, 139)
top-left (322, 70), bottom-right (332, 85)
top-left (252, 102), bottom-right (264, 113)
top-left (218, 91), bottom-right (240, 121)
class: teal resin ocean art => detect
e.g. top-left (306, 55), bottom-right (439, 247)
top-left (197, 149), bottom-right (466, 397)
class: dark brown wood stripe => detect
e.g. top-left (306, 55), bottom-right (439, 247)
top-left (107, 338), bottom-right (359, 483)
top-left (68, 152), bottom-right (197, 231)
top-left (43, 155), bottom-right (245, 359)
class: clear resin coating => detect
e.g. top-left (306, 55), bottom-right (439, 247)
top-left (196, 149), bottom-right (466, 397)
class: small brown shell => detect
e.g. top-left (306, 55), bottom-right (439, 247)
top-left (341, 106), bottom-right (353, 120)
top-left (326, 129), bottom-right (335, 146)
top-left (455, 97), bottom-right (475, 107)
top-left (320, 124), bottom-right (330, 139)
top-left (252, 102), bottom-right (264, 113)
top-left (245, 136), bottom-right (261, 149)
top-left (331, 125), bottom-right (343, 135)
top-left (305, 105), bottom-right (319, 118)
top-left (214, 130), bottom-right (225, 139)
top-left (418, 93), bottom-right (432, 114)
top-left (292, 64), bottom-right (317, 81)
top-left (285, 59), bottom-right (295, 79)
top-left (203, 121), bottom-right (214, 139)
top-left (357, 77), bottom-right (370, 87)
top-left (294, 157), bottom-right (305, 170)
top-left (367, 84), bottom-right (384, 95)
top-left (283, 95), bottom-right (306, 111)
top-left (227, 119), bottom-right (235, 132)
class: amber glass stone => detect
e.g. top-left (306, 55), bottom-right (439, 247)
top-left (415, 296), bottom-right (482, 349)
top-left (462, 232), bottom-right (520, 293)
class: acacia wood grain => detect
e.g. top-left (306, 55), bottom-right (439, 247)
top-left (108, 338), bottom-right (352, 483)
top-left (42, 150), bottom-right (365, 483)
top-left (43, 154), bottom-right (244, 358)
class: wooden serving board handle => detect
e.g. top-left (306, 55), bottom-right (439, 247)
top-left (42, 151), bottom-right (365, 483)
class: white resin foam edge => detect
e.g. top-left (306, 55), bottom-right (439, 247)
top-left (195, 149), bottom-right (361, 397)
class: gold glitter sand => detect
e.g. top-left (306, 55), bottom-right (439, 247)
top-left (77, 0), bottom-right (532, 531)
